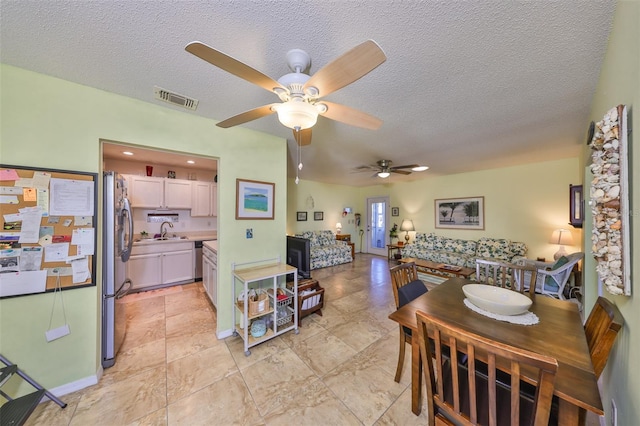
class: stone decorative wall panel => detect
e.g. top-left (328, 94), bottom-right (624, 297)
top-left (589, 105), bottom-right (631, 295)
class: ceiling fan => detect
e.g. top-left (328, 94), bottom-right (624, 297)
top-left (185, 39), bottom-right (387, 145)
top-left (355, 160), bottom-right (429, 178)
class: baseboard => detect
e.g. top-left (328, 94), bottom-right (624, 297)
top-left (217, 328), bottom-right (234, 339)
top-left (43, 370), bottom-right (100, 400)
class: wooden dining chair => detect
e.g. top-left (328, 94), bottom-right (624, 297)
top-left (475, 259), bottom-right (538, 297)
top-left (584, 296), bottom-right (624, 378)
top-left (389, 262), bottom-right (428, 382)
top-left (416, 310), bottom-right (558, 426)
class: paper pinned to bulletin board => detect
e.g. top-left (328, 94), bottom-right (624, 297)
top-left (0, 164), bottom-right (98, 298)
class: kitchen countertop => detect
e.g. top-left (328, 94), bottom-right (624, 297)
top-left (133, 231), bottom-right (217, 246)
top-left (203, 240), bottom-right (217, 252)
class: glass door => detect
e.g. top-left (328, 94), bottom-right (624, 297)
top-left (366, 196), bottom-right (389, 257)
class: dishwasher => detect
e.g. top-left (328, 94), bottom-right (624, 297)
top-left (194, 240), bottom-right (203, 280)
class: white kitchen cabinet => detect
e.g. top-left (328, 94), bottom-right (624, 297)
top-left (202, 248), bottom-right (217, 307)
top-left (127, 253), bottom-right (162, 291)
top-left (127, 241), bottom-right (195, 291)
top-left (164, 179), bottom-right (192, 209)
top-left (126, 175), bottom-right (192, 209)
top-left (191, 181), bottom-right (217, 217)
top-left (162, 249), bottom-right (194, 284)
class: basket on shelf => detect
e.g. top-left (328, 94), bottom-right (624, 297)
top-left (248, 290), bottom-right (269, 316)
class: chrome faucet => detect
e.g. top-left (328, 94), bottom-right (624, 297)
top-left (160, 221), bottom-right (174, 238)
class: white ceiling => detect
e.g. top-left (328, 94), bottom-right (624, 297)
top-left (0, 1), bottom-right (615, 186)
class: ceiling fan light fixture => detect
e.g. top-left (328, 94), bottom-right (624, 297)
top-left (412, 166), bottom-right (429, 172)
top-left (275, 99), bottom-right (318, 129)
top-left (377, 171), bottom-right (390, 178)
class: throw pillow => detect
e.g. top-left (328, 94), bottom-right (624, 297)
top-left (544, 256), bottom-right (569, 292)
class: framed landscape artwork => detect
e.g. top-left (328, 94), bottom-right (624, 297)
top-left (235, 179), bottom-right (275, 220)
top-left (297, 211), bottom-right (307, 221)
top-left (314, 211), bottom-right (323, 221)
top-left (435, 196), bottom-right (484, 230)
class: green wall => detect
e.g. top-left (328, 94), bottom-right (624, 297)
top-left (0, 64), bottom-right (288, 390)
top-left (290, 158), bottom-right (582, 260)
top-left (585, 1), bottom-right (640, 424)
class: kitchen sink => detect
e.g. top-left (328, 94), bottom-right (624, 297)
top-left (134, 236), bottom-right (188, 243)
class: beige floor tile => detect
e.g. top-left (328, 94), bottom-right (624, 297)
top-left (164, 286), bottom-right (211, 318)
top-left (99, 338), bottom-right (166, 386)
top-left (374, 386), bottom-right (430, 425)
top-left (124, 293), bottom-right (167, 319)
top-left (290, 330), bottom-right (358, 376)
top-left (359, 329), bottom-right (412, 385)
top-left (167, 343), bottom-right (238, 403)
top-left (165, 329), bottom-right (220, 363)
top-left (262, 379), bottom-right (361, 425)
top-left (225, 333), bottom-right (290, 371)
top-left (329, 311), bottom-right (390, 352)
top-left (128, 408), bottom-right (167, 426)
top-left (120, 315), bottom-right (166, 353)
top-left (70, 366), bottom-right (166, 425)
top-left (240, 348), bottom-right (317, 416)
top-left (167, 372), bottom-right (264, 425)
top-left (165, 307), bottom-right (216, 339)
top-left (278, 315), bottom-right (325, 347)
top-left (323, 351), bottom-right (406, 425)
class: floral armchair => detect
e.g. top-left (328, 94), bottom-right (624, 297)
top-left (296, 230), bottom-right (353, 270)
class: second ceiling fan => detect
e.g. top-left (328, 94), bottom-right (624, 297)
top-left (185, 39), bottom-right (387, 145)
top-left (356, 160), bottom-right (429, 178)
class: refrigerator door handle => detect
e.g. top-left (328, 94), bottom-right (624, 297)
top-left (115, 279), bottom-right (132, 300)
top-left (120, 197), bottom-right (134, 262)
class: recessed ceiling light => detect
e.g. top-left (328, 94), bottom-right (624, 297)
top-left (187, 160), bottom-right (195, 164)
top-left (412, 166), bottom-right (429, 172)
top-left (122, 151), bottom-right (134, 156)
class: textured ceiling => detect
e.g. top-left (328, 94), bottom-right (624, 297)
top-left (0, 1), bottom-right (615, 186)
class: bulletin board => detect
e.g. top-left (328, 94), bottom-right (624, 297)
top-left (0, 164), bottom-right (98, 298)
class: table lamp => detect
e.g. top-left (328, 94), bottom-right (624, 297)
top-left (400, 219), bottom-right (415, 244)
top-left (550, 229), bottom-right (573, 260)
top-left (336, 222), bottom-right (342, 234)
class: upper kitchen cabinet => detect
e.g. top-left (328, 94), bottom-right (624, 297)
top-left (191, 181), bottom-right (217, 217)
top-left (127, 175), bottom-right (192, 209)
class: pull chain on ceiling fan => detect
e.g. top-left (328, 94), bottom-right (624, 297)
top-left (185, 40), bottom-right (387, 145)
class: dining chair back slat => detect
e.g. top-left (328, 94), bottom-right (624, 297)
top-left (389, 262), bottom-right (428, 382)
top-left (475, 260), bottom-right (538, 297)
top-left (584, 297), bottom-right (624, 378)
top-left (416, 310), bottom-right (558, 426)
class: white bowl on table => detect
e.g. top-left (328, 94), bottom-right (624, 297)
top-left (463, 284), bottom-right (532, 316)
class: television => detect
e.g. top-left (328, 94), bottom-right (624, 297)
top-left (286, 235), bottom-right (311, 280)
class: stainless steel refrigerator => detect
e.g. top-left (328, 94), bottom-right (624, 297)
top-left (102, 171), bottom-right (133, 368)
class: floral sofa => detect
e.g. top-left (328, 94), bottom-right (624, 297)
top-left (401, 233), bottom-right (528, 270)
top-left (295, 230), bottom-right (353, 270)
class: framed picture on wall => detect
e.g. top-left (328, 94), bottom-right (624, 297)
top-left (391, 207), bottom-right (399, 216)
top-left (314, 211), bottom-right (323, 221)
top-left (235, 179), bottom-right (275, 220)
top-left (435, 196), bottom-right (484, 230)
top-left (297, 211), bottom-right (307, 221)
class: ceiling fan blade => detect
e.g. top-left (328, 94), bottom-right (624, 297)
top-left (320, 101), bottom-right (382, 130)
top-left (391, 164), bottom-right (420, 170)
top-left (292, 128), bottom-right (312, 146)
top-left (216, 104), bottom-right (278, 128)
top-left (186, 41), bottom-right (286, 93)
top-left (391, 169), bottom-right (411, 175)
top-left (303, 40), bottom-right (386, 98)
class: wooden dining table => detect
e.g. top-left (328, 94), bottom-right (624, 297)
top-left (388, 277), bottom-right (603, 424)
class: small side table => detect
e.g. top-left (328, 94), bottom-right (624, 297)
top-left (387, 244), bottom-right (403, 260)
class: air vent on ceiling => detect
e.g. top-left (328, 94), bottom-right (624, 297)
top-left (154, 86), bottom-right (198, 111)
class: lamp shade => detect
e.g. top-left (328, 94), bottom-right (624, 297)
top-left (549, 229), bottom-right (573, 246)
top-left (335, 222), bottom-right (342, 234)
top-left (400, 219), bottom-right (415, 232)
top-left (274, 100), bottom-right (318, 129)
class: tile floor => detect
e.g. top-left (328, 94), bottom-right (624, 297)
top-left (27, 254), bottom-right (428, 425)
top-left (27, 254), bottom-right (601, 425)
